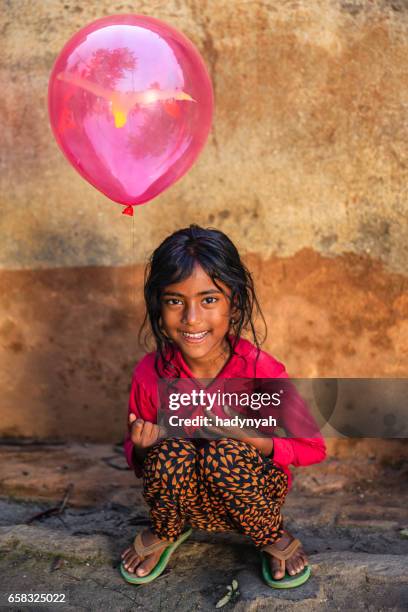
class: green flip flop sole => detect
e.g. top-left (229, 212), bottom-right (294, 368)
top-left (120, 527), bottom-right (193, 585)
top-left (261, 551), bottom-right (312, 589)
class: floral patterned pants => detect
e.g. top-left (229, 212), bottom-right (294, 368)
top-left (142, 437), bottom-right (289, 548)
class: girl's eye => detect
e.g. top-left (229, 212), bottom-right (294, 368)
top-left (163, 297), bottom-right (218, 305)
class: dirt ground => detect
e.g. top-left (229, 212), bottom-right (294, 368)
top-left (0, 440), bottom-right (407, 611)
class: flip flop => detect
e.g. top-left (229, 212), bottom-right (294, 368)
top-left (120, 527), bottom-right (193, 585)
top-left (260, 536), bottom-right (311, 589)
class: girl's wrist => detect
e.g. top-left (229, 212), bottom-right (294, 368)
top-left (251, 437), bottom-right (273, 458)
top-left (243, 437), bottom-right (273, 458)
top-left (262, 438), bottom-right (274, 458)
top-left (133, 445), bottom-right (149, 463)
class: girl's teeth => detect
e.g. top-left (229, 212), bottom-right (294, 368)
top-left (182, 331), bottom-right (208, 338)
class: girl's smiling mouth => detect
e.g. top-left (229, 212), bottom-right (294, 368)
top-left (179, 330), bottom-right (210, 343)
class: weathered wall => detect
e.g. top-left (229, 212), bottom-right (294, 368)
top-left (1, 254), bottom-right (407, 442)
top-left (1, 0), bottom-right (407, 443)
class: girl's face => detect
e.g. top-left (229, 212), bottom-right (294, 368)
top-left (160, 263), bottom-right (236, 371)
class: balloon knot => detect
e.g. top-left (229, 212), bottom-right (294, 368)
top-left (122, 205), bottom-right (134, 216)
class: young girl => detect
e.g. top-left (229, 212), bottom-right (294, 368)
top-left (121, 225), bottom-right (326, 589)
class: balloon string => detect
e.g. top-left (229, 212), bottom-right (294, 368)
top-left (125, 209), bottom-right (136, 317)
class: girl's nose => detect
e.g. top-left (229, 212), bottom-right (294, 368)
top-left (181, 303), bottom-right (201, 325)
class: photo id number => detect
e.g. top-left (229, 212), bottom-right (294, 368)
top-left (8, 593), bottom-right (66, 603)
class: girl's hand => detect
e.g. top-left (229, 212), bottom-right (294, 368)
top-left (199, 405), bottom-right (273, 457)
top-left (128, 413), bottom-right (166, 450)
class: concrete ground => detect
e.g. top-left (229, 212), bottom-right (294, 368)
top-left (0, 441), bottom-right (407, 611)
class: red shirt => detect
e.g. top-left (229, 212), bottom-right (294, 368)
top-left (123, 337), bottom-right (327, 490)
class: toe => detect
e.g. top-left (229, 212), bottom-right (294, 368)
top-left (288, 553), bottom-right (301, 575)
top-left (297, 552), bottom-right (307, 571)
top-left (290, 554), bottom-right (303, 575)
top-left (127, 555), bottom-right (141, 574)
top-left (271, 557), bottom-right (285, 579)
top-left (286, 561), bottom-right (296, 576)
top-left (296, 554), bottom-right (306, 574)
top-left (135, 556), bottom-right (154, 577)
top-left (124, 553), bottom-right (140, 573)
top-left (267, 532), bottom-right (309, 579)
top-left (122, 551), bottom-right (134, 567)
top-left (122, 550), bottom-right (134, 564)
top-left (136, 546), bottom-right (166, 577)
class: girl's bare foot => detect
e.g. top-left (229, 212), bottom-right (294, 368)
top-left (265, 530), bottom-right (308, 580)
top-left (121, 528), bottom-right (169, 576)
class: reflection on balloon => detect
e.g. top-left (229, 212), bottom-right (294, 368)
top-left (48, 15), bottom-right (213, 213)
top-left (56, 72), bottom-right (195, 128)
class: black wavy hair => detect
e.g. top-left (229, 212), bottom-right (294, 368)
top-left (138, 224), bottom-right (267, 377)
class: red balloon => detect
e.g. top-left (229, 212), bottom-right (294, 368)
top-left (48, 15), bottom-right (214, 211)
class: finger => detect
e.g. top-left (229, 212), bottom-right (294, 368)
top-left (206, 425), bottom-right (230, 439)
top-left (157, 423), bottom-right (168, 438)
top-left (198, 425), bottom-right (218, 440)
top-left (141, 420), bottom-right (154, 439)
top-left (227, 428), bottom-right (245, 440)
top-left (150, 423), bottom-right (163, 443)
top-left (129, 414), bottom-right (143, 431)
top-left (204, 425), bottom-right (224, 434)
top-left (223, 404), bottom-right (240, 416)
top-left (130, 418), bottom-right (144, 441)
top-left (142, 421), bottom-right (161, 446)
top-left (132, 418), bottom-right (144, 429)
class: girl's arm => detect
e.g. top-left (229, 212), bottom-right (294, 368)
top-left (219, 370), bottom-right (327, 465)
top-left (124, 374), bottom-right (158, 477)
top-left (272, 436), bottom-right (327, 467)
top-left (271, 375), bottom-right (327, 467)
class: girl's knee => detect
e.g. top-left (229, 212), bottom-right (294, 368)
top-left (198, 439), bottom-right (237, 483)
top-left (198, 438), bottom-right (262, 483)
top-left (146, 437), bottom-right (196, 460)
top-left (143, 437), bottom-right (198, 483)
top-left (199, 438), bottom-right (255, 462)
